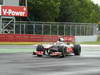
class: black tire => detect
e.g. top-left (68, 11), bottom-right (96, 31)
top-left (73, 45), bottom-right (81, 56)
top-left (36, 45), bottom-right (44, 57)
top-left (36, 45), bottom-right (44, 51)
top-left (37, 55), bottom-right (42, 57)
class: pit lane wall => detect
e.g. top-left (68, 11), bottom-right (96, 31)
top-left (75, 35), bottom-right (97, 42)
top-left (0, 34), bottom-right (75, 43)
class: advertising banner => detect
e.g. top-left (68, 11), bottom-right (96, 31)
top-left (0, 34), bottom-right (75, 42)
top-left (0, 5), bottom-right (28, 17)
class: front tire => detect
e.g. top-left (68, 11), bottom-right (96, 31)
top-left (37, 55), bottom-right (42, 57)
top-left (73, 45), bottom-right (81, 56)
top-left (36, 45), bottom-right (44, 51)
top-left (36, 45), bottom-right (44, 57)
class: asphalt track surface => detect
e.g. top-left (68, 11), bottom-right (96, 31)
top-left (0, 45), bottom-right (100, 75)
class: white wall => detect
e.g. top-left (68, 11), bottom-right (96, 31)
top-left (75, 35), bottom-right (97, 42)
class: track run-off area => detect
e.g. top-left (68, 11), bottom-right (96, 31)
top-left (0, 45), bottom-right (100, 75)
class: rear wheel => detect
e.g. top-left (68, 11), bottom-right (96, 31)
top-left (73, 45), bottom-right (81, 56)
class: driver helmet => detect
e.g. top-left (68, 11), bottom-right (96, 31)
top-left (59, 38), bottom-right (64, 42)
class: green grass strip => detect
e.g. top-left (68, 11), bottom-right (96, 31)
top-left (0, 48), bottom-right (35, 53)
top-left (80, 41), bottom-right (100, 45)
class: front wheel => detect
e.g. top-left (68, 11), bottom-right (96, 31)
top-left (36, 45), bottom-right (44, 57)
top-left (73, 45), bottom-right (81, 56)
top-left (36, 45), bottom-right (44, 51)
top-left (37, 55), bottom-right (42, 57)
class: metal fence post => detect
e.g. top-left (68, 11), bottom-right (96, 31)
top-left (20, 23), bottom-right (21, 34)
top-left (42, 24), bottom-right (44, 35)
top-left (57, 25), bottom-right (59, 35)
top-left (80, 25), bottom-right (81, 36)
top-left (24, 24), bottom-right (25, 34)
top-left (70, 25), bottom-right (71, 35)
top-left (34, 24), bottom-right (35, 35)
top-left (14, 22), bottom-right (15, 34)
top-left (93, 24), bottom-right (97, 35)
top-left (84, 25), bottom-right (86, 35)
top-left (75, 24), bottom-right (77, 36)
top-left (50, 24), bottom-right (51, 35)
top-left (64, 25), bottom-right (65, 36)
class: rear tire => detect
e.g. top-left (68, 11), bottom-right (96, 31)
top-left (73, 45), bottom-right (81, 56)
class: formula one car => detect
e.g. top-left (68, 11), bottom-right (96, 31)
top-left (33, 43), bottom-right (81, 58)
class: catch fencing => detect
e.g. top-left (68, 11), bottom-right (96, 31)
top-left (1, 21), bottom-right (97, 36)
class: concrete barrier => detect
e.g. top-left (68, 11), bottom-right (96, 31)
top-left (75, 35), bottom-right (97, 42)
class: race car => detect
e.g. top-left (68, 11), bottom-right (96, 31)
top-left (33, 38), bottom-right (81, 58)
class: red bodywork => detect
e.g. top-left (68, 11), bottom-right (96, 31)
top-left (67, 48), bottom-right (73, 53)
top-left (50, 52), bottom-right (62, 56)
top-left (33, 51), bottom-right (44, 55)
